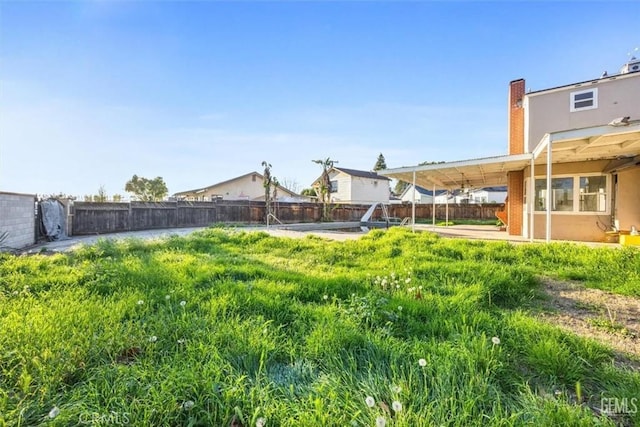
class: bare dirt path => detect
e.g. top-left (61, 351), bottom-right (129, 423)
top-left (538, 278), bottom-right (640, 368)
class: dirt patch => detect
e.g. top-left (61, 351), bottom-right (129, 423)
top-left (538, 278), bottom-right (640, 369)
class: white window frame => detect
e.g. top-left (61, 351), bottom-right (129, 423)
top-left (570, 88), bottom-right (598, 112)
top-left (530, 173), bottom-right (610, 215)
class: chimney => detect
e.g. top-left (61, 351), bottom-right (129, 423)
top-left (508, 79), bottom-right (525, 155)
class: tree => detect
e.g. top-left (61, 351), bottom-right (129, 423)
top-left (301, 188), bottom-right (316, 197)
top-left (312, 157), bottom-right (337, 221)
top-left (373, 153), bottom-right (387, 171)
top-left (124, 175), bottom-right (168, 201)
top-left (94, 185), bottom-right (108, 203)
top-left (262, 161), bottom-right (274, 222)
top-left (280, 177), bottom-right (300, 194)
top-left (394, 180), bottom-right (410, 196)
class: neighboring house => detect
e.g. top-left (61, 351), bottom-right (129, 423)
top-left (312, 167), bottom-right (390, 204)
top-left (381, 56), bottom-right (640, 242)
top-left (173, 171), bottom-right (303, 202)
top-left (457, 186), bottom-right (507, 204)
top-left (400, 184), bottom-right (448, 204)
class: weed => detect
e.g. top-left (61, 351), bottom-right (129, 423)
top-left (0, 227), bottom-right (637, 426)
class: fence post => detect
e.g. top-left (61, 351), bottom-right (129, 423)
top-left (128, 202), bottom-right (132, 231)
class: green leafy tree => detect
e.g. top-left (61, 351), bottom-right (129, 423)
top-left (373, 153), bottom-right (387, 171)
top-left (394, 180), bottom-right (409, 196)
top-left (301, 188), bottom-right (316, 197)
top-left (124, 175), bottom-right (168, 201)
top-left (312, 157), bottom-right (336, 221)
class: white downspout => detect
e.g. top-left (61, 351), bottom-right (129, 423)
top-left (530, 156), bottom-right (535, 242)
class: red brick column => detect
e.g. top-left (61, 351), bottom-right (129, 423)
top-left (507, 171), bottom-right (524, 236)
top-left (508, 79), bottom-right (525, 155)
top-left (507, 79), bottom-right (526, 236)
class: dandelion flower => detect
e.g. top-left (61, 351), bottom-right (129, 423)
top-left (418, 358), bottom-right (427, 367)
top-left (137, 300), bottom-right (144, 305)
top-left (418, 285), bottom-right (423, 290)
top-left (391, 384), bottom-right (401, 393)
top-left (48, 406), bottom-right (60, 418)
top-left (375, 416), bottom-right (386, 427)
top-left (491, 337), bottom-right (501, 345)
top-left (149, 336), bottom-right (158, 343)
top-left (165, 295), bottom-right (170, 300)
top-left (256, 417), bottom-right (266, 427)
top-left (365, 396), bottom-right (375, 408)
top-left (392, 401), bottom-right (402, 412)
top-left (397, 306), bottom-right (403, 312)
top-left (181, 400), bottom-right (194, 410)
top-left (396, 284), bottom-right (400, 289)
top-left (323, 295), bottom-right (328, 300)
top-left (180, 300), bottom-right (186, 307)
top-left (405, 278), bottom-right (411, 284)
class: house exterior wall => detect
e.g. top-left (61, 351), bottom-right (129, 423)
top-left (400, 186), bottom-right (433, 204)
top-left (470, 190), bottom-right (507, 204)
top-left (0, 192), bottom-right (36, 250)
top-left (531, 214), bottom-right (608, 242)
top-left (523, 160), bottom-right (615, 241)
top-left (329, 171), bottom-right (389, 204)
top-left (208, 174), bottom-right (261, 200)
top-left (616, 167), bottom-right (640, 231)
top-left (525, 73), bottom-right (640, 151)
top-left (179, 173), bottom-right (298, 201)
top-left (350, 176), bottom-right (389, 203)
top-left (329, 171), bottom-right (352, 202)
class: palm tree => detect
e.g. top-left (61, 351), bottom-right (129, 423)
top-left (312, 158), bottom-right (337, 221)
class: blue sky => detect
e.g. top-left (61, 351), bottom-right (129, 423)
top-left (1, 1), bottom-right (638, 198)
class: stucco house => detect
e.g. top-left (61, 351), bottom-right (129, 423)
top-left (381, 56), bottom-right (640, 242)
top-left (399, 184), bottom-right (447, 204)
top-left (173, 171), bottom-right (303, 202)
top-left (312, 167), bottom-right (390, 204)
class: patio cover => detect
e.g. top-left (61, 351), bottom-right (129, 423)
top-left (379, 120), bottom-right (640, 241)
top-left (378, 153), bottom-right (532, 191)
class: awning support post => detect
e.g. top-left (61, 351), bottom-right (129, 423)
top-left (445, 191), bottom-right (449, 226)
top-left (432, 184), bottom-right (436, 228)
top-left (546, 138), bottom-right (552, 242)
top-left (411, 171), bottom-right (416, 233)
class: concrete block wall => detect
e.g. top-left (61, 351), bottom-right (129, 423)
top-left (0, 192), bottom-right (36, 250)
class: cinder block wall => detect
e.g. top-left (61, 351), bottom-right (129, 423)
top-left (0, 192), bottom-right (36, 250)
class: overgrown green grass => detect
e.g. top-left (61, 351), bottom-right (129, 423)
top-left (1, 228), bottom-right (639, 426)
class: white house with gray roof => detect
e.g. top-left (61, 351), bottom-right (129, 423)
top-left (312, 167), bottom-right (390, 204)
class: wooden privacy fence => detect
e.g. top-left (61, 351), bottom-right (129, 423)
top-left (70, 200), bottom-right (504, 236)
